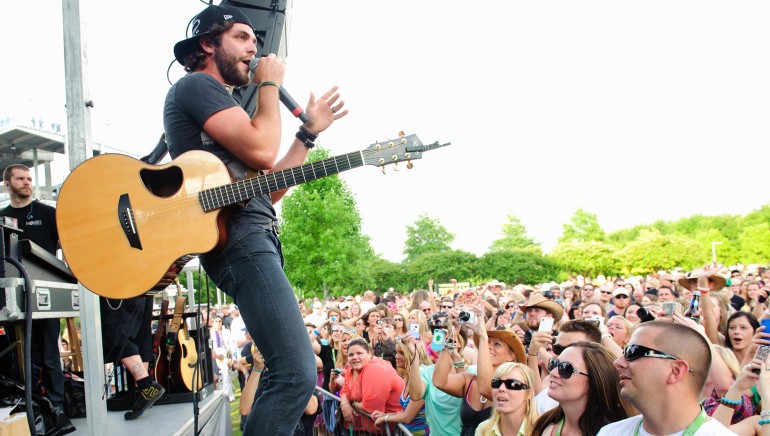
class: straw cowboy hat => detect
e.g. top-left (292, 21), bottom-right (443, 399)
top-left (677, 267), bottom-right (727, 292)
top-left (518, 293), bottom-right (564, 321)
top-left (475, 326), bottom-right (527, 364)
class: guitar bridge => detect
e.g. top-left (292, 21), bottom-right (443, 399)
top-left (118, 193), bottom-right (142, 250)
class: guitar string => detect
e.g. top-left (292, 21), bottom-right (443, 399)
top-left (127, 145), bottom-right (408, 217)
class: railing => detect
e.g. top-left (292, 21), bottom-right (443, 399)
top-left (314, 387), bottom-right (415, 436)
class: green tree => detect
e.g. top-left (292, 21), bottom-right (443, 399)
top-left (620, 230), bottom-right (702, 275)
top-left (549, 241), bottom-right (621, 277)
top-left (404, 250), bottom-right (478, 290)
top-left (692, 229), bottom-right (740, 266)
top-left (368, 256), bottom-right (409, 293)
top-left (489, 214), bottom-right (541, 253)
top-left (737, 223), bottom-right (770, 264)
top-left (478, 250), bottom-right (560, 285)
top-left (280, 147), bottom-right (374, 297)
top-left (558, 208), bottom-right (606, 243)
top-left (403, 214), bottom-right (455, 263)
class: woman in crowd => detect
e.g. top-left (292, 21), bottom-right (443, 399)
top-left (605, 316), bottom-right (632, 349)
top-left (339, 338), bottom-right (405, 434)
top-left (475, 362), bottom-right (539, 436)
top-left (433, 307), bottom-right (526, 436)
top-left (700, 288), bottom-right (733, 345)
top-left (393, 310), bottom-right (410, 337)
top-left (354, 318), bottom-right (366, 337)
top-left (641, 293), bottom-right (658, 306)
top-left (725, 312), bottom-right (760, 365)
top-left (349, 302), bottom-right (363, 323)
top-left (408, 309), bottom-right (435, 361)
top-left (567, 300), bottom-right (583, 320)
top-left (318, 322), bottom-right (345, 392)
top-left (210, 315), bottom-right (236, 400)
top-left (623, 302), bottom-right (643, 326)
top-left (713, 359), bottom-right (770, 434)
top-left (372, 337), bottom-right (432, 435)
top-left (580, 301), bottom-right (607, 319)
top-left (529, 342), bottom-right (633, 435)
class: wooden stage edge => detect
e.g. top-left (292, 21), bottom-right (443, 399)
top-left (70, 387), bottom-right (232, 436)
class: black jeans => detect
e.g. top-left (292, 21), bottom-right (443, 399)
top-left (202, 229), bottom-right (316, 435)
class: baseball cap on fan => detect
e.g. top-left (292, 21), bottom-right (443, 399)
top-left (173, 5), bottom-right (254, 65)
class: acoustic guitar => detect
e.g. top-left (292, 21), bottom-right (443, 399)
top-left (150, 298), bottom-right (170, 387)
top-left (167, 283), bottom-right (201, 392)
top-left (55, 134), bottom-right (448, 299)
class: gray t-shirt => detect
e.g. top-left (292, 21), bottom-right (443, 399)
top-left (163, 72), bottom-right (277, 246)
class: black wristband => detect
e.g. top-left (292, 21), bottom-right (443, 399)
top-left (296, 125), bottom-right (317, 149)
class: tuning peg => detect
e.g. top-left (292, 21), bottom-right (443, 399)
top-left (381, 166), bottom-right (386, 175)
top-left (398, 131), bottom-right (405, 137)
top-left (407, 161), bottom-right (414, 169)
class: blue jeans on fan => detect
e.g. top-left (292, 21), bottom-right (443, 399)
top-left (201, 228), bottom-right (316, 435)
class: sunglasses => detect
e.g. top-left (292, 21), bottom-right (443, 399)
top-left (491, 378), bottom-right (530, 391)
top-left (441, 304), bottom-right (454, 309)
top-left (505, 305), bottom-right (516, 309)
top-left (393, 318), bottom-right (403, 322)
top-left (614, 295), bottom-right (629, 299)
top-left (548, 358), bottom-right (590, 379)
top-left (422, 309), bottom-right (432, 313)
top-left (552, 343), bottom-right (576, 356)
top-left (600, 291), bottom-right (612, 295)
top-left (623, 344), bottom-right (683, 362)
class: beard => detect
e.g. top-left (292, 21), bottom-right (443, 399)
top-left (214, 46), bottom-right (249, 87)
top-left (9, 184), bottom-right (31, 199)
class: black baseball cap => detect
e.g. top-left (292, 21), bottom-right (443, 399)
top-left (174, 5), bottom-right (254, 65)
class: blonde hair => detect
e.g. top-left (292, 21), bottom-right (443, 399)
top-left (713, 345), bottom-right (741, 379)
top-left (607, 316), bottom-right (633, 348)
top-left (408, 309), bottom-right (430, 338)
top-left (476, 362), bottom-right (539, 436)
top-left (337, 329), bottom-right (362, 368)
top-left (395, 338), bottom-right (432, 379)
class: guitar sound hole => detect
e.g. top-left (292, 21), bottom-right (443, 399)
top-left (140, 165), bottom-right (183, 198)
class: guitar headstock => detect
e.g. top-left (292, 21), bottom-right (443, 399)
top-left (362, 133), bottom-right (450, 168)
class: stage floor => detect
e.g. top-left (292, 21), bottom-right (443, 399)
top-left (70, 388), bottom-right (232, 436)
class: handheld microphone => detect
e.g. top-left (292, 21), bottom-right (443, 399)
top-left (249, 58), bottom-right (309, 123)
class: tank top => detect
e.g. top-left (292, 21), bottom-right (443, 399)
top-left (460, 378), bottom-right (492, 436)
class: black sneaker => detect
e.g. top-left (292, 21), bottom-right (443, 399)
top-left (50, 404), bottom-right (76, 435)
top-left (124, 382), bottom-right (165, 420)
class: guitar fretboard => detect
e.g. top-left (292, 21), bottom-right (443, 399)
top-left (198, 151), bottom-right (365, 211)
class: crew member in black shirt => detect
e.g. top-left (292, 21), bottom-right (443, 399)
top-left (0, 164), bottom-right (74, 434)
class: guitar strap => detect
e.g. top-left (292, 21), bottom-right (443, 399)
top-left (167, 295), bottom-right (186, 355)
top-left (150, 299), bottom-right (169, 370)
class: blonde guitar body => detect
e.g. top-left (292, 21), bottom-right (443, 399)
top-left (169, 325), bottom-right (202, 392)
top-left (56, 151), bottom-right (231, 299)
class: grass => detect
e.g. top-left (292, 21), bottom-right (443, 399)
top-left (229, 377), bottom-right (243, 436)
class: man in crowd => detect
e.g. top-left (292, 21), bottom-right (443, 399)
top-left (608, 287), bottom-right (631, 317)
top-left (597, 282), bottom-right (615, 312)
top-left (517, 293), bottom-right (563, 350)
top-left (581, 283), bottom-right (595, 301)
top-left (359, 290), bottom-right (377, 313)
top-left (599, 320), bottom-right (734, 435)
top-left (658, 285), bottom-right (677, 302)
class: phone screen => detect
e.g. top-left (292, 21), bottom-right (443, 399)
top-left (409, 322), bottom-right (420, 339)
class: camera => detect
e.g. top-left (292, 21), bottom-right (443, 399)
top-left (542, 290), bottom-right (554, 300)
top-left (637, 307), bottom-right (656, 323)
top-left (497, 308), bottom-right (505, 316)
top-left (523, 330), bottom-right (532, 346)
top-left (331, 368), bottom-right (343, 375)
top-left (377, 320), bottom-right (383, 325)
top-left (458, 311), bottom-right (476, 325)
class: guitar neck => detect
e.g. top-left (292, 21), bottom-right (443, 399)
top-left (199, 150), bottom-right (365, 211)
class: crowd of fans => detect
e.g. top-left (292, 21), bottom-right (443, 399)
top-left (212, 263), bottom-right (770, 435)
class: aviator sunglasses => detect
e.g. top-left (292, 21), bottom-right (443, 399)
top-left (548, 358), bottom-right (590, 379)
top-left (491, 378), bottom-right (530, 390)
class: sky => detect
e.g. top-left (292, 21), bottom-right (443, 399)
top-left (2, 1), bottom-right (769, 263)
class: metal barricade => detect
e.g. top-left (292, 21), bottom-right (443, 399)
top-left (314, 387), bottom-right (414, 436)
